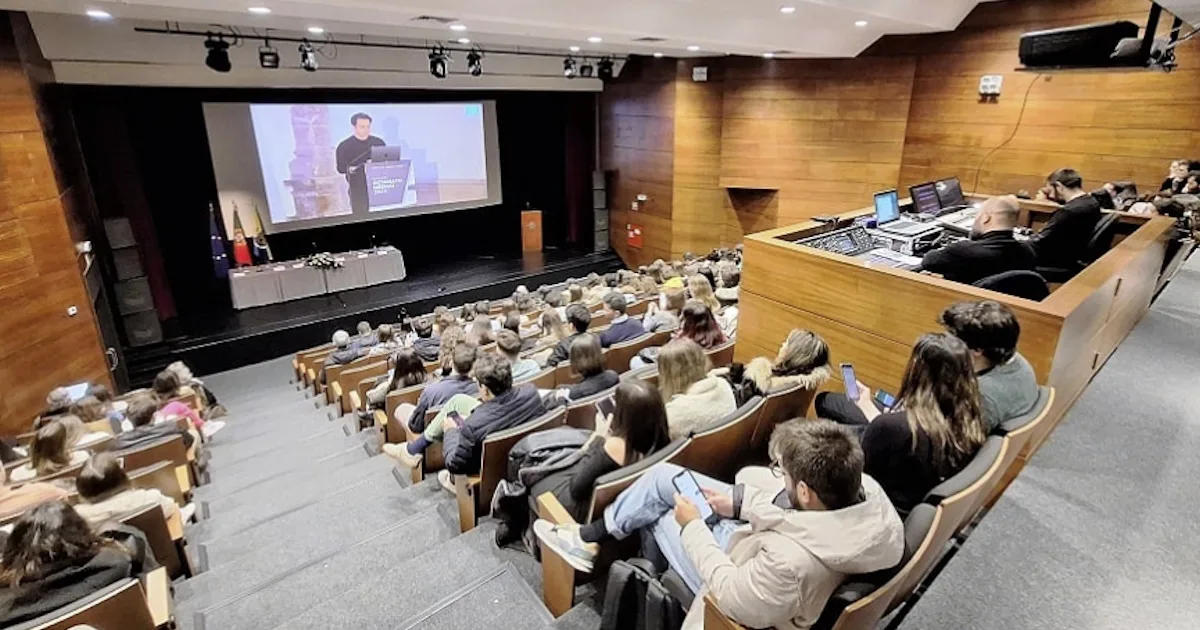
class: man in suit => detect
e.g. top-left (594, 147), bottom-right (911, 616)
top-left (919, 195), bottom-right (1036, 285)
top-left (598, 292), bottom-right (646, 348)
top-left (1030, 168), bottom-right (1103, 269)
top-left (113, 396), bottom-right (194, 451)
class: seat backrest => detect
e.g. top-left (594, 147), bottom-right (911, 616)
top-left (706, 339), bottom-right (737, 368)
top-left (126, 461), bottom-right (187, 506)
top-left (337, 360), bottom-right (388, 411)
top-left (11, 578), bottom-right (155, 630)
top-left (1085, 212), bottom-right (1121, 263)
top-left (553, 362), bottom-right (582, 388)
top-left (516, 366), bottom-right (556, 390)
top-left (564, 386), bottom-right (619, 430)
top-left (673, 397), bottom-right (765, 482)
top-left (478, 406), bottom-right (568, 509)
top-left (922, 435), bottom-right (1008, 528)
top-left (384, 382), bottom-right (428, 441)
top-left (119, 502), bottom-right (182, 578)
top-left (589, 311), bottom-right (614, 329)
top-left (117, 435), bottom-right (189, 472)
top-left (605, 333), bottom-right (657, 373)
top-left (750, 382), bottom-right (819, 456)
top-left (972, 270), bottom-right (1050, 301)
top-left (996, 386), bottom-right (1055, 454)
top-left (586, 437), bottom-right (691, 522)
top-left (626, 299), bottom-right (650, 318)
top-left (621, 365), bottom-right (659, 387)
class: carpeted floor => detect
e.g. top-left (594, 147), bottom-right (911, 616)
top-left (898, 254), bottom-right (1200, 629)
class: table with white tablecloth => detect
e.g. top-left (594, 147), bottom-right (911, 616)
top-left (228, 246), bottom-right (406, 310)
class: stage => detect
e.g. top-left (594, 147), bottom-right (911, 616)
top-left (127, 248), bottom-right (624, 381)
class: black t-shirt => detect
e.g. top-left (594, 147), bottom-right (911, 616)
top-left (1029, 193), bottom-right (1103, 268)
top-left (920, 230), bottom-right (1037, 285)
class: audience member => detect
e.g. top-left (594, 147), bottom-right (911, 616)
top-left (545, 304), bottom-right (591, 367)
top-left (111, 395), bottom-right (195, 452)
top-left (74, 453), bottom-right (194, 525)
top-left (43, 387), bottom-right (73, 418)
top-left (467, 315), bottom-right (495, 346)
top-left (57, 415), bottom-right (108, 450)
top-left (367, 348), bottom-right (429, 409)
top-left (643, 287), bottom-right (685, 333)
top-left (658, 339), bottom-right (737, 439)
top-left (1030, 168), bottom-right (1103, 269)
top-left (411, 317), bottom-right (442, 363)
top-left (1160, 159), bottom-right (1192, 194)
top-left (0, 462), bottom-right (68, 520)
top-left (597, 292), bottom-right (646, 348)
top-left (165, 361), bottom-right (221, 411)
top-left (381, 342), bottom-right (480, 464)
top-left (676, 301), bottom-right (727, 350)
top-left (496, 330), bottom-right (540, 382)
top-left (567, 284), bottom-right (584, 304)
top-left (533, 419), bottom-right (904, 629)
top-left (322, 330), bottom-right (364, 383)
top-left (687, 274), bottom-right (722, 313)
top-left (939, 301), bottom-right (1039, 432)
top-left (0, 502), bottom-right (156, 626)
top-left (714, 267), bottom-right (740, 305)
top-left (354, 321), bottom-right (378, 347)
top-left (539, 307), bottom-right (571, 346)
top-left (9, 420), bottom-right (89, 483)
top-left (919, 195), bottom-right (1037, 285)
top-left (815, 333), bottom-right (986, 513)
top-left (366, 324), bottom-right (399, 357)
top-left (153, 370), bottom-right (218, 437)
top-left (70, 396), bottom-right (118, 434)
top-left (435, 325), bottom-right (467, 377)
top-left (461, 303), bottom-right (478, 323)
top-left (720, 329), bottom-right (832, 404)
top-left (547, 334), bottom-right (619, 408)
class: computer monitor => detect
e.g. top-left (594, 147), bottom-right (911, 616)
top-left (935, 177), bottom-right (966, 208)
top-left (370, 146), bottom-right (402, 163)
top-left (909, 182), bottom-right (942, 215)
top-left (874, 189), bottom-right (901, 225)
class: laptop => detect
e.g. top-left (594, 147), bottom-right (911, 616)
top-left (370, 146), bottom-right (402, 163)
top-left (935, 177), bottom-right (968, 210)
top-left (909, 182), bottom-right (942, 216)
top-left (874, 190), bottom-right (929, 236)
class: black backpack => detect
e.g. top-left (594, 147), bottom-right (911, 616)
top-left (600, 558), bottom-right (687, 630)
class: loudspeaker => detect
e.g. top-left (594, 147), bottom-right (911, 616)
top-left (103, 218), bottom-right (136, 249)
top-left (112, 248), bottom-right (144, 281)
top-left (592, 170), bottom-right (611, 253)
top-left (122, 311), bottom-right (163, 347)
top-left (114, 277), bottom-right (154, 315)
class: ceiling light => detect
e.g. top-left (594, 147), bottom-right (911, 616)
top-left (299, 40), bottom-right (318, 71)
top-left (467, 49), bottom-right (483, 76)
top-left (259, 40), bottom-right (280, 68)
top-left (762, 52), bottom-right (775, 58)
top-left (569, 46), bottom-right (581, 52)
top-left (86, 9), bottom-right (112, 19)
top-left (247, 6), bottom-right (271, 15)
top-left (204, 35), bottom-right (232, 73)
top-left (449, 23), bottom-right (467, 32)
top-left (587, 36), bottom-right (603, 43)
top-left (429, 46), bottom-right (449, 79)
top-left (597, 57), bottom-right (615, 81)
top-left (780, 6), bottom-right (796, 14)
top-left (687, 45), bottom-right (700, 52)
top-left (307, 26), bottom-right (324, 34)
top-left (457, 37), bottom-right (471, 44)
top-left (653, 52), bottom-right (664, 58)
top-left (855, 20), bottom-right (869, 27)
top-left (563, 57), bottom-right (577, 78)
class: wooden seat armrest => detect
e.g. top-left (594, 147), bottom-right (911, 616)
top-left (373, 409), bottom-right (387, 429)
top-left (536, 491), bottom-right (577, 526)
top-left (331, 381), bottom-right (343, 401)
top-left (141, 566), bottom-right (173, 628)
top-left (703, 594), bottom-right (745, 629)
top-left (455, 474), bottom-right (482, 532)
top-left (174, 465), bottom-right (192, 495)
top-left (349, 390), bottom-right (363, 413)
top-left (537, 491), bottom-right (580, 617)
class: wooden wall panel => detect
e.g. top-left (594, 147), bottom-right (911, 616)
top-left (0, 12), bottom-right (110, 436)
top-left (672, 59), bottom-right (735, 256)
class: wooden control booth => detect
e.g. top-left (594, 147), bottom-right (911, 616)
top-left (735, 195), bottom-right (1176, 451)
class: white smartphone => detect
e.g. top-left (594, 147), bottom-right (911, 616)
top-left (672, 470), bottom-right (715, 522)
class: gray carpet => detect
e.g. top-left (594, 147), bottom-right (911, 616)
top-left (898, 254), bottom-right (1200, 630)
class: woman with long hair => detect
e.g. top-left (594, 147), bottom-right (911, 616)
top-left (656, 338), bottom-right (736, 439)
top-left (675, 300), bottom-right (727, 350)
top-left (9, 420), bottom-right (89, 483)
top-left (717, 329), bottom-right (833, 405)
top-left (686, 274), bottom-right (722, 313)
top-left (540, 307), bottom-right (570, 344)
top-left (0, 502), bottom-right (153, 625)
top-left (436, 325), bottom-right (467, 378)
top-left (366, 347), bottom-right (430, 409)
top-left (817, 333), bottom-right (986, 513)
top-left (466, 315), bottom-right (494, 347)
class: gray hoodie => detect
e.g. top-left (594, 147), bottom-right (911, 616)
top-left (679, 468), bottom-right (904, 629)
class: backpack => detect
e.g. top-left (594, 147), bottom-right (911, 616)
top-left (600, 558), bottom-right (687, 630)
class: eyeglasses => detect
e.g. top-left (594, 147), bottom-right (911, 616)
top-left (769, 460), bottom-right (784, 478)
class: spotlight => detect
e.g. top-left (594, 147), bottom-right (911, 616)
top-left (429, 46), bottom-right (449, 79)
top-left (579, 61), bottom-right (594, 78)
top-left (299, 40), bottom-right (318, 72)
top-left (466, 49), bottom-right (483, 77)
top-left (204, 35), bottom-right (231, 73)
top-left (563, 56), bottom-right (577, 78)
top-left (597, 57), bottom-right (615, 81)
top-left (259, 39), bottom-right (280, 68)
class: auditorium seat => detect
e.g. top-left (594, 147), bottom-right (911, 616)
top-left (603, 333), bottom-right (659, 373)
top-left (972, 271), bottom-right (1050, 301)
top-left (117, 434), bottom-right (195, 493)
top-left (705, 338), bottom-right (737, 368)
top-left (749, 381), bottom-right (820, 457)
top-left (334, 359), bottom-right (388, 415)
top-left (8, 572), bottom-right (172, 630)
top-left (377, 382), bottom-right (427, 444)
top-left (120, 502), bottom-right (195, 579)
top-left (564, 385), bottom-right (619, 430)
top-left (1036, 213), bottom-right (1121, 283)
top-left (673, 397), bottom-right (765, 482)
top-left (516, 365), bottom-right (556, 389)
top-left (983, 386), bottom-right (1055, 510)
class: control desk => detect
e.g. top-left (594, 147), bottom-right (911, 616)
top-left (793, 226), bottom-right (923, 270)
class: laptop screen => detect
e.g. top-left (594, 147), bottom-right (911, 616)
top-left (910, 182), bottom-right (942, 215)
top-left (874, 190), bottom-right (900, 225)
top-left (936, 178), bottom-right (965, 208)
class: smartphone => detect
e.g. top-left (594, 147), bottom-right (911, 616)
top-left (874, 390), bottom-right (897, 412)
top-left (447, 411), bottom-right (464, 424)
top-left (671, 470), bottom-right (715, 523)
top-left (594, 396), bottom-right (616, 419)
top-left (840, 363), bottom-right (859, 400)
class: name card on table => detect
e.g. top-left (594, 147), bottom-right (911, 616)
top-left (358, 253), bottom-right (369, 259)
top-left (273, 266), bottom-right (286, 272)
top-left (293, 263), bottom-right (306, 269)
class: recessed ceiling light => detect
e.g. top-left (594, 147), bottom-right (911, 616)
top-left (762, 52), bottom-right (775, 58)
top-left (569, 45), bottom-right (581, 52)
top-left (247, 6), bottom-right (271, 14)
top-left (687, 45), bottom-right (700, 52)
top-left (457, 37), bottom-right (471, 44)
top-left (855, 20), bottom-right (869, 27)
top-left (449, 23), bottom-right (467, 32)
top-left (653, 52), bottom-right (663, 58)
top-left (780, 6), bottom-right (796, 14)
top-left (587, 36), bottom-right (603, 43)
top-left (307, 26), bottom-right (324, 34)
top-left (85, 9), bottom-right (112, 19)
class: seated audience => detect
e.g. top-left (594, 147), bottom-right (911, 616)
top-left (676, 301), bottom-right (727, 350)
top-left (538, 307), bottom-right (571, 348)
top-left (367, 348), bottom-right (430, 409)
top-left (411, 317), bottom-right (442, 363)
top-left (1030, 168), bottom-right (1103, 269)
top-left (112, 396), bottom-right (195, 453)
top-left (658, 338), bottom-right (737, 439)
top-left (919, 195), bottom-right (1037, 285)
top-left (567, 284), bottom-right (584, 305)
top-left (815, 333), bottom-right (986, 513)
top-left (74, 453), bottom-right (194, 525)
top-left (0, 502), bottom-right (156, 626)
top-left (43, 387), bottom-right (73, 418)
top-left (85, 384), bottom-right (125, 424)
top-left (533, 419), bottom-right (904, 629)
top-left (643, 287), bottom-right (685, 333)
top-left (714, 266), bottom-right (740, 305)
top-left (545, 304), bottom-right (592, 367)
top-left (57, 415), bottom-right (108, 450)
top-left (1160, 158), bottom-right (1191, 194)
top-left (0, 462), bottom-right (68, 520)
top-left (69, 396), bottom-right (120, 435)
top-left (152, 370), bottom-right (205, 430)
top-left (9, 420), bottom-right (90, 483)
top-left (496, 330), bottom-right (540, 382)
top-left (720, 329), bottom-right (832, 404)
top-left (467, 315), bottom-right (494, 346)
top-left (547, 334), bottom-right (619, 408)
top-left (165, 361), bottom-right (221, 411)
top-left (687, 274), bottom-right (722, 313)
top-left (940, 301), bottom-right (1039, 432)
top-left (366, 324), bottom-right (399, 357)
top-left (597, 292), bottom-right (646, 348)
top-left (354, 321), bottom-right (378, 347)
top-left (381, 343), bottom-right (480, 463)
top-left (461, 303), bottom-right (478, 323)
top-left (321, 330), bottom-right (364, 383)
top-left (435, 325), bottom-right (467, 377)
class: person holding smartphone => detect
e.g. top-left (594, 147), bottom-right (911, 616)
top-left (534, 420), bottom-right (904, 630)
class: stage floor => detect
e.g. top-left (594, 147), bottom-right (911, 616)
top-left (132, 248), bottom-right (623, 380)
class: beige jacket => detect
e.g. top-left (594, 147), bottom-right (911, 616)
top-left (665, 376), bottom-right (738, 440)
top-left (741, 357), bottom-right (833, 394)
top-left (74, 488), bottom-right (176, 526)
top-left (680, 469), bottom-right (905, 630)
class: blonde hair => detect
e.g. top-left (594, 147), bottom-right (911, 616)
top-left (57, 414), bottom-right (89, 449)
top-left (657, 338), bottom-right (711, 400)
top-left (687, 275), bottom-right (721, 312)
top-left (438, 326), bottom-right (466, 373)
top-left (540, 307), bottom-right (570, 342)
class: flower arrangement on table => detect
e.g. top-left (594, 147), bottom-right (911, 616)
top-left (304, 253), bottom-right (344, 270)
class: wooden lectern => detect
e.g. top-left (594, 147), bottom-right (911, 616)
top-left (522, 210), bottom-right (543, 252)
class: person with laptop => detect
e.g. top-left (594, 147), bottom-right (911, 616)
top-left (919, 195), bottom-right (1036, 285)
top-left (1030, 168), bottom-right (1103, 270)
